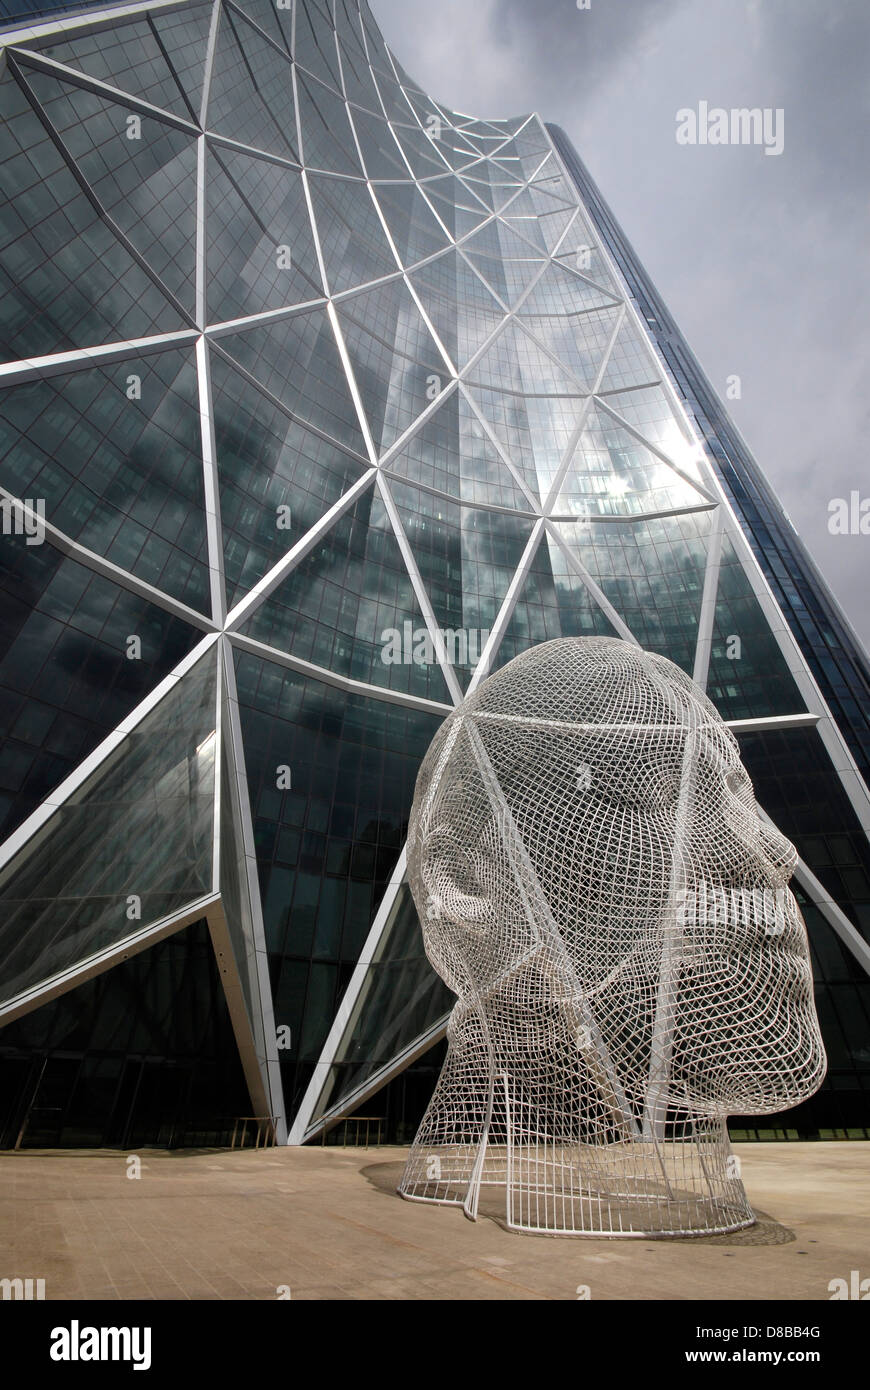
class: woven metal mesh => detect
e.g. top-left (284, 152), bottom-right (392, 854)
top-left (398, 636), bottom-right (826, 1235)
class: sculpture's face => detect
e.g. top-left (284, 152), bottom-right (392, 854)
top-left (411, 638), bottom-right (825, 1119)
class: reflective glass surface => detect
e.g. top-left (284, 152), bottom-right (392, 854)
top-left (293, 0), bottom-right (343, 94)
top-left (389, 476), bottom-right (535, 689)
top-left (35, 9), bottom-right (211, 121)
top-left (550, 512), bottom-right (712, 676)
top-left (311, 881), bottom-right (453, 1123)
top-left (240, 482), bottom-right (452, 702)
top-left (0, 538), bottom-right (203, 840)
top-left (737, 726), bottom-right (870, 943)
top-left (493, 525), bottom-right (617, 674)
top-left (210, 346), bottom-right (368, 605)
top-left (229, 0), bottom-right (290, 55)
top-left (0, 648), bottom-right (216, 1006)
top-left (0, 63), bottom-right (184, 359)
top-left (707, 538), bottom-right (807, 720)
top-left (234, 648), bottom-right (443, 1113)
top-left (206, 144), bottom-right (321, 323)
top-left (215, 308), bottom-right (364, 456)
top-left (0, 348), bottom-right (209, 610)
top-left (296, 70), bottom-right (362, 177)
top-left (0, 918), bottom-right (249, 1149)
top-left (24, 64), bottom-right (198, 313)
top-left (307, 173), bottom-right (397, 294)
top-left (407, 247), bottom-right (504, 368)
top-left (553, 405), bottom-right (710, 518)
top-left (369, 180), bottom-right (452, 266)
top-left (206, 4), bottom-right (297, 160)
top-left (334, 277), bottom-right (446, 454)
top-left (384, 389), bottom-right (538, 513)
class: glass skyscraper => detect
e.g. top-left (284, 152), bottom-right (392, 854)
top-left (0, 0), bottom-right (867, 1150)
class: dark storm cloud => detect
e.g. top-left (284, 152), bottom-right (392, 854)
top-left (371, 0), bottom-right (870, 647)
top-left (482, 0), bottom-right (689, 89)
top-left (374, 0), bottom-right (689, 120)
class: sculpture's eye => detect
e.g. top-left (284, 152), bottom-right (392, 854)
top-left (724, 768), bottom-right (748, 798)
top-left (607, 751), bottom-right (682, 808)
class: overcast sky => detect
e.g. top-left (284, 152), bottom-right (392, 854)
top-left (371, 0), bottom-right (870, 650)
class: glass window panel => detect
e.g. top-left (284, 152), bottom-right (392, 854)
top-left (553, 404), bottom-right (710, 519)
top-left (707, 538), bottom-right (807, 720)
top-left (292, 0), bottom-right (343, 93)
top-left (235, 649), bottom-right (444, 1108)
top-left (239, 483), bottom-right (453, 703)
top-left (310, 880), bottom-right (453, 1123)
top-left (407, 247), bottom-right (505, 368)
top-left (370, 179), bottom-right (451, 266)
top-left (550, 512), bottom-right (712, 676)
top-left (0, 66), bottom-right (185, 359)
top-left (0, 919), bottom-right (249, 1149)
top-left (229, 0), bottom-right (291, 55)
top-left (296, 70), bottom-right (362, 177)
top-left (385, 390), bottom-right (538, 512)
top-left (388, 475), bottom-right (535, 689)
top-left (214, 305), bottom-right (366, 453)
top-left (0, 541), bottom-right (203, 841)
top-left (206, 143), bottom-right (322, 324)
top-left (35, 11), bottom-right (204, 120)
top-left (23, 66), bottom-right (197, 314)
top-left (351, 106), bottom-right (411, 181)
top-left (335, 277), bottom-right (446, 453)
top-left (206, 6), bottom-right (297, 161)
top-left (0, 348), bottom-right (209, 611)
top-left (0, 649), bottom-right (217, 1007)
top-left (492, 526), bottom-right (617, 673)
top-left (307, 172), bottom-right (397, 294)
top-left (210, 347), bottom-right (369, 605)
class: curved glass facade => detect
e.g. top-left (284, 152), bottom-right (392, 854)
top-left (0, 0), bottom-right (867, 1147)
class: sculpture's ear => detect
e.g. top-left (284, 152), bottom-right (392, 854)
top-left (419, 824), bottom-right (493, 937)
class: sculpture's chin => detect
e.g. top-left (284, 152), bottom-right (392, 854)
top-left (674, 1069), bottom-right (826, 1117)
top-left (656, 941), bottom-right (825, 1114)
top-left (669, 1022), bottom-right (827, 1115)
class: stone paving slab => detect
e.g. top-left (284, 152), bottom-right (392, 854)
top-left (0, 1142), bottom-right (867, 1300)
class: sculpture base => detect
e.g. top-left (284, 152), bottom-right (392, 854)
top-left (398, 1139), bottom-right (755, 1237)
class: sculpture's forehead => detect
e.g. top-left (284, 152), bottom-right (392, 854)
top-left (416, 641), bottom-right (741, 818)
top-left (469, 651), bottom-right (716, 721)
top-left (419, 710), bottom-right (740, 815)
top-left (467, 710), bottom-right (723, 736)
top-left (447, 710), bottom-right (738, 758)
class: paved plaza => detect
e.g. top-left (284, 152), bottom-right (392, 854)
top-left (1, 1142), bottom-right (866, 1300)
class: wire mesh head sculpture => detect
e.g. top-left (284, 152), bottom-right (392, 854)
top-left (398, 637), bottom-right (826, 1236)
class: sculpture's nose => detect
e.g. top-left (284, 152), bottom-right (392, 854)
top-left (715, 758), bottom-right (798, 885)
top-left (726, 803), bottom-right (798, 887)
top-left (755, 818), bottom-right (798, 880)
